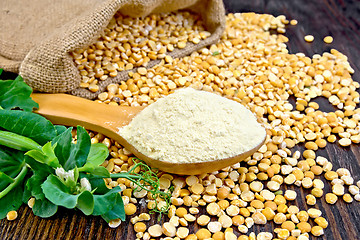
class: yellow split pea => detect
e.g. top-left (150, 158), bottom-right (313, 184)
top-left (82, 11), bottom-right (360, 240)
top-left (323, 36), bottom-right (334, 44)
top-left (304, 35), bottom-right (314, 42)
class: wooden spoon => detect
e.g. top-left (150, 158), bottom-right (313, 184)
top-left (31, 93), bottom-right (266, 175)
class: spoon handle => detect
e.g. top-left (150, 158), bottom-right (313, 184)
top-left (31, 93), bottom-right (142, 135)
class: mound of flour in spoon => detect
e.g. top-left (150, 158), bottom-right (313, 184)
top-left (119, 88), bottom-right (266, 163)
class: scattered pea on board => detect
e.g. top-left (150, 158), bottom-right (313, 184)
top-left (7, 9), bottom-right (360, 240)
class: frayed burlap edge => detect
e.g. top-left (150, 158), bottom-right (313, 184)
top-left (19, 0), bottom-right (124, 94)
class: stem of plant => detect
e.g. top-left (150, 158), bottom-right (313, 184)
top-left (0, 164), bottom-right (28, 199)
top-left (110, 173), bottom-right (156, 194)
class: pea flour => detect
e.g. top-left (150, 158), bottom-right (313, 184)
top-left (119, 88), bottom-right (266, 163)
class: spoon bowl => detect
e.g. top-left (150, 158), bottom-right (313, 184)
top-left (31, 93), bottom-right (266, 175)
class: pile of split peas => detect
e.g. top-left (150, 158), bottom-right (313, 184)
top-left (17, 11), bottom-right (360, 240)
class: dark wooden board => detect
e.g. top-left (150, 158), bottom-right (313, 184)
top-left (1, 0), bottom-right (360, 239)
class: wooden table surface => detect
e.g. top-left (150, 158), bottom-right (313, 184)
top-left (1, 0), bottom-right (360, 239)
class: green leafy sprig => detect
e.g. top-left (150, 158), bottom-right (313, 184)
top-left (0, 72), bottom-right (171, 223)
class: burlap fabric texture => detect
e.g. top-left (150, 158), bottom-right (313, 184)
top-left (0, 0), bottom-right (225, 99)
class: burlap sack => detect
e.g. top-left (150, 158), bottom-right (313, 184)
top-left (0, 0), bottom-right (225, 99)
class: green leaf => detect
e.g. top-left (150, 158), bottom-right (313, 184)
top-left (54, 125), bottom-right (67, 136)
top-left (32, 198), bottom-right (58, 218)
top-left (0, 147), bottom-right (24, 176)
top-left (92, 187), bottom-right (121, 216)
top-left (78, 143), bottom-right (109, 176)
top-left (0, 164), bottom-right (28, 200)
top-left (101, 194), bottom-right (125, 222)
top-left (40, 142), bottom-right (60, 168)
top-left (0, 147), bottom-right (26, 191)
top-left (25, 155), bottom-right (53, 174)
top-left (90, 166), bottom-right (110, 177)
top-left (0, 69), bottom-right (3, 76)
top-left (42, 175), bottom-right (97, 216)
top-left (69, 126), bottom-right (91, 169)
top-left (52, 126), bottom-right (91, 171)
top-left (76, 190), bottom-right (94, 215)
top-left (0, 76), bottom-right (38, 111)
top-left (87, 143), bottom-right (109, 166)
top-left (0, 110), bottom-right (57, 145)
top-left (0, 184), bottom-right (24, 219)
top-left (52, 128), bottom-right (72, 169)
top-left (23, 157), bottom-right (52, 202)
top-left (26, 171), bottom-right (49, 200)
top-left (79, 163), bottom-right (110, 177)
top-left (0, 171), bottom-right (14, 184)
top-left (73, 167), bottom-right (79, 184)
top-left (22, 184), bottom-right (32, 204)
top-left (88, 177), bottom-right (109, 194)
top-left (41, 175), bottom-right (79, 209)
top-left (25, 142), bottom-right (60, 168)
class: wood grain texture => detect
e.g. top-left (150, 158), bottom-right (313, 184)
top-left (1, 0), bottom-right (360, 239)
